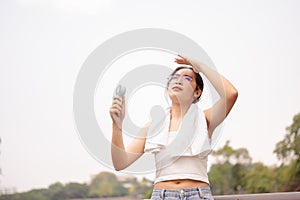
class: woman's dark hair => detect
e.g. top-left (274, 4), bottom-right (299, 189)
top-left (167, 66), bottom-right (204, 103)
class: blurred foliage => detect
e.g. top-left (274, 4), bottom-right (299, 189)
top-left (209, 112), bottom-right (300, 195)
top-left (88, 172), bottom-right (126, 197)
top-left (209, 141), bottom-right (250, 195)
top-left (273, 112), bottom-right (300, 191)
top-left (0, 172), bottom-right (152, 199)
top-left (1, 112), bottom-right (299, 198)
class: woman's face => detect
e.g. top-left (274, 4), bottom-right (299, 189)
top-left (167, 68), bottom-right (199, 104)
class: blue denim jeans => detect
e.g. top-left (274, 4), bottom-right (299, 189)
top-left (150, 186), bottom-right (214, 200)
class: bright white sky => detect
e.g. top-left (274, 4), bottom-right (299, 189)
top-left (1, 0), bottom-right (300, 193)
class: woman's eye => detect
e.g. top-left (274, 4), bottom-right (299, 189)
top-left (169, 75), bottom-right (179, 81)
top-left (183, 76), bottom-right (193, 82)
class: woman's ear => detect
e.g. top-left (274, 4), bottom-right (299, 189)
top-left (194, 88), bottom-right (202, 98)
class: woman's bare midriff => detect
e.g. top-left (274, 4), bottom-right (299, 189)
top-left (154, 179), bottom-right (209, 189)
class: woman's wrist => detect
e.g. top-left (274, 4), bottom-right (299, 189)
top-left (113, 123), bottom-right (122, 132)
top-left (187, 57), bottom-right (205, 74)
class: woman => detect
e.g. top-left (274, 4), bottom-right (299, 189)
top-left (110, 54), bottom-right (238, 199)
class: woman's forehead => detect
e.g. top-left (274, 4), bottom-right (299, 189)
top-left (175, 68), bottom-right (194, 76)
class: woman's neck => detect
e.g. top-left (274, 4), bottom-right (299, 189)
top-left (170, 103), bottom-right (191, 120)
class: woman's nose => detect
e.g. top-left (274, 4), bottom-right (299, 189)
top-left (175, 77), bottom-right (183, 85)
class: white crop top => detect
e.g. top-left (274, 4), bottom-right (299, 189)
top-left (154, 131), bottom-right (209, 184)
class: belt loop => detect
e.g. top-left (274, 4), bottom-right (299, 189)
top-left (180, 189), bottom-right (184, 199)
top-left (160, 189), bottom-right (165, 199)
top-left (198, 187), bottom-right (204, 198)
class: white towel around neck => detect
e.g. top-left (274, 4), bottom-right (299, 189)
top-left (144, 104), bottom-right (212, 158)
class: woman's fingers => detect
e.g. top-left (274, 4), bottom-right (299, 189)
top-left (110, 106), bottom-right (122, 119)
top-left (177, 54), bottom-right (188, 61)
top-left (177, 54), bottom-right (186, 59)
top-left (110, 108), bottom-right (121, 117)
top-left (109, 107), bottom-right (118, 114)
top-left (174, 58), bottom-right (186, 64)
top-left (121, 96), bottom-right (125, 108)
top-left (174, 57), bottom-right (183, 62)
top-left (175, 54), bottom-right (188, 63)
top-left (112, 99), bottom-right (122, 106)
top-left (111, 100), bottom-right (122, 111)
top-left (110, 96), bottom-right (126, 120)
top-left (111, 103), bottom-right (122, 111)
top-left (113, 96), bottom-right (122, 102)
top-left (174, 54), bottom-right (193, 66)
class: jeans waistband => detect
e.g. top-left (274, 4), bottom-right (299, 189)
top-left (152, 186), bottom-right (212, 199)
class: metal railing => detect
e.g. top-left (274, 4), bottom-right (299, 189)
top-left (213, 192), bottom-right (300, 200)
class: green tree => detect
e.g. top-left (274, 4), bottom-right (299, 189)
top-left (64, 182), bottom-right (88, 199)
top-left (88, 171), bottom-right (127, 197)
top-left (209, 162), bottom-right (235, 195)
top-left (48, 182), bottom-right (64, 200)
top-left (10, 189), bottom-right (51, 200)
top-left (274, 112), bottom-right (300, 162)
top-left (244, 162), bottom-right (277, 193)
top-left (139, 177), bottom-right (153, 197)
top-left (0, 189), bottom-right (51, 200)
top-left (48, 182), bottom-right (64, 193)
top-left (275, 159), bottom-right (300, 191)
top-left (274, 112), bottom-right (300, 191)
top-left (144, 187), bottom-right (154, 199)
top-left (212, 141), bottom-right (252, 165)
top-left (209, 141), bottom-right (251, 195)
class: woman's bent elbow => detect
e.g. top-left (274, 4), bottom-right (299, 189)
top-left (114, 166), bottom-right (123, 171)
top-left (112, 161), bottom-right (128, 171)
top-left (232, 89), bottom-right (238, 100)
top-left (226, 89), bottom-right (238, 108)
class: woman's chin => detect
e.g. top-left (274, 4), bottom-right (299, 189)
top-left (169, 96), bottom-right (192, 105)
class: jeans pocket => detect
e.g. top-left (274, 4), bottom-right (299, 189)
top-left (198, 189), bottom-right (214, 200)
top-left (203, 194), bottom-right (214, 200)
top-left (150, 195), bottom-right (161, 200)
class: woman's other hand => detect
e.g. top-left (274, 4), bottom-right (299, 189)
top-left (109, 96), bottom-right (125, 129)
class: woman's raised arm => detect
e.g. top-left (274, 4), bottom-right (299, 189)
top-left (175, 54), bottom-right (238, 137)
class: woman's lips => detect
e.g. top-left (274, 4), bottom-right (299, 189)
top-left (172, 86), bottom-right (183, 91)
